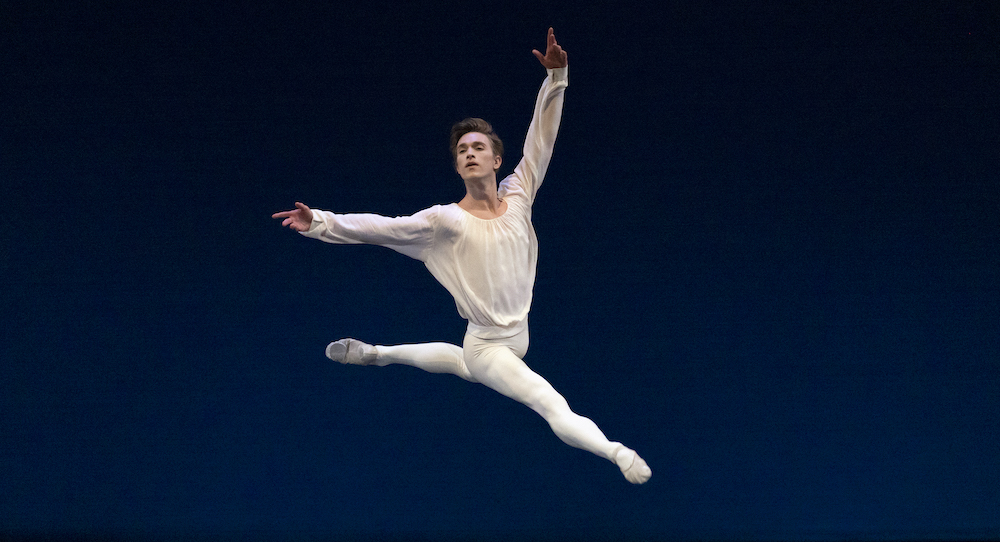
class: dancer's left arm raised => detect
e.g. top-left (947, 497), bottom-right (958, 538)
top-left (510, 27), bottom-right (569, 205)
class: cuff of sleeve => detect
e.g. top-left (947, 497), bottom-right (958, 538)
top-left (299, 211), bottom-right (326, 237)
top-left (547, 66), bottom-right (569, 84)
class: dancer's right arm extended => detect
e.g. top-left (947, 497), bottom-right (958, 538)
top-left (272, 201), bottom-right (437, 261)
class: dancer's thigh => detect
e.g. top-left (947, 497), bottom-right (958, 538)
top-left (463, 331), bottom-right (553, 406)
top-left (379, 341), bottom-right (474, 381)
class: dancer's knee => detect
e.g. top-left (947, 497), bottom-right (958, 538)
top-left (526, 385), bottom-right (571, 419)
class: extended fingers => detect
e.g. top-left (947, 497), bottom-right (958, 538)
top-left (273, 202), bottom-right (310, 220)
top-left (543, 28), bottom-right (567, 66)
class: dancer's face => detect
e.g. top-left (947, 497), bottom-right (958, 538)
top-left (455, 132), bottom-right (501, 180)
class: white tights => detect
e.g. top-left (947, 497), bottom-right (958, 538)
top-left (374, 328), bottom-right (621, 462)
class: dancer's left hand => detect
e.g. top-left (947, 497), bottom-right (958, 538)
top-left (532, 27), bottom-right (568, 68)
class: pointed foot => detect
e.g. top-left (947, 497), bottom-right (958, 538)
top-left (326, 338), bottom-right (378, 365)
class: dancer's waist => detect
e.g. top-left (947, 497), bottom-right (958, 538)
top-left (466, 318), bottom-right (527, 340)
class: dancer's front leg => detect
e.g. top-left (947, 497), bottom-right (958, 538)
top-left (376, 342), bottom-right (475, 381)
top-left (327, 338), bottom-right (475, 382)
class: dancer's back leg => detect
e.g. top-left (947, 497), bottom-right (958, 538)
top-left (463, 332), bottom-right (615, 458)
top-left (462, 332), bottom-right (651, 483)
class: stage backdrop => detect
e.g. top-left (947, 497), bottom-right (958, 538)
top-left (3, 1), bottom-right (998, 540)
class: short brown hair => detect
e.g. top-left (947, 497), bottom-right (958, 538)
top-left (449, 118), bottom-right (504, 161)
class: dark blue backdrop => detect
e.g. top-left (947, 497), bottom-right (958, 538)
top-left (2, 1), bottom-right (998, 540)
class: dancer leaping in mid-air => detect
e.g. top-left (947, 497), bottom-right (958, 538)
top-left (273, 28), bottom-right (651, 484)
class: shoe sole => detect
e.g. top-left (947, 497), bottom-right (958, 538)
top-left (326, 341), bottom-right (348, 362)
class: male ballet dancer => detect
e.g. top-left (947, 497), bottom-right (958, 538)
top-left (273, 28), bottom-right (651, 484)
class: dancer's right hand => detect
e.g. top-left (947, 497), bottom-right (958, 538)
top-left (271, 202), bottom-right (314, 232)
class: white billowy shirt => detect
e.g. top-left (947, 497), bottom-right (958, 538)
top-left (301, 67), bottom-right (568, 339)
